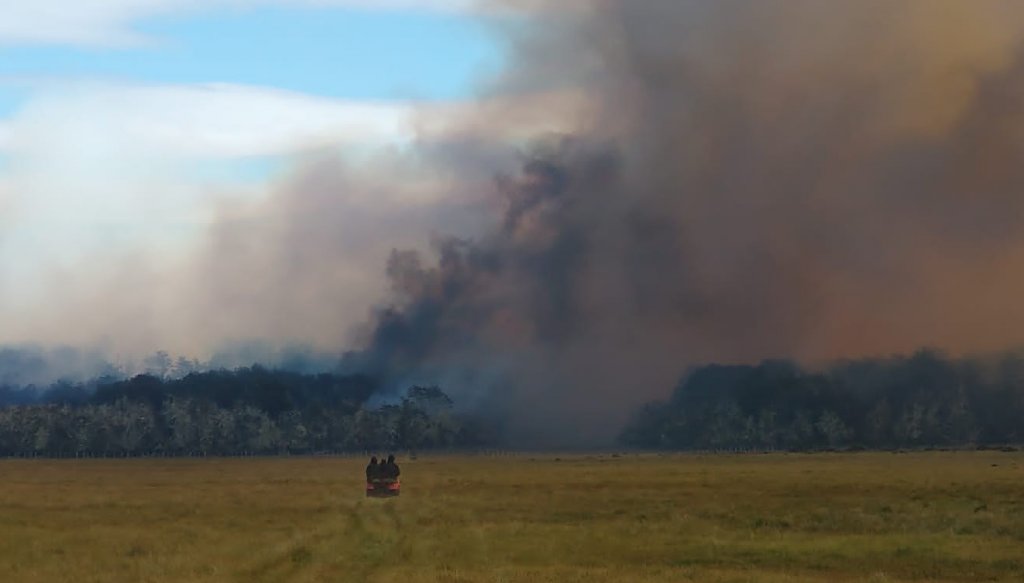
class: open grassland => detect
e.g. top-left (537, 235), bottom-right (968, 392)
top-left (0, 452), bottom-right (1022, 582)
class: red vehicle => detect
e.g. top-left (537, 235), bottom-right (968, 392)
top-left (366, 478), bottom-right (400, 498)
top-left (366, 455), bottom-right (401, 497)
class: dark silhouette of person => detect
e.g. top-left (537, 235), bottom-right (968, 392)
top-left (366, 456), bottom-right (379, 482)
top-left (382, 454), bottom-right (400, 480)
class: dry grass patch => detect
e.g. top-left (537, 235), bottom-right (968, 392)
top-left (0, 452), bottom-right (1022, 582)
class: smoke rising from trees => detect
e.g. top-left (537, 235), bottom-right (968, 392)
top-left (8, 1), bottom-right (1024, 443)
top-left (343, 0), bottom-right (1024, 442)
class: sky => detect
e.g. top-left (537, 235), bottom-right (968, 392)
top-left (0, 4), bottom-right (500, 100)
top-left (0, 0), bottom-right (510, 352)
top-left (0, 0), bottom-right (504, 165)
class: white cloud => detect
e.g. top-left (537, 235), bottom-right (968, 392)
top-left (0, 79), bottom-right (416, 236)
top-left (0, 80), bottom-right (417, 295)
top-left (0, 76), bottom-right (585, 234)
top-left (0, 0), bottom-right (484, 47)
top-left (5, 81), bottom-right (416, 158)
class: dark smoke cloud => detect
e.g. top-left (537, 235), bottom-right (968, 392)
top-left (343, 0), bottom-right (1024, 443)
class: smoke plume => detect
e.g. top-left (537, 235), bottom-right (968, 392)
top-left (346, 0), bottom-right (1024, 442)
top-left (9, 1), bottom-right (1024, 443)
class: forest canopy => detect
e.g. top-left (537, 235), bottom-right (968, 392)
top-left (2, 349), bottom-right (1024, 456)
top-left (622, 350), bottom-right (1024, 450)
top-left (0, 368), bottom-right (493, 457)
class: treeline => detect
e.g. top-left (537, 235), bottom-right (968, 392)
top-left (622, 350), bottom-right (1024, 450)
top-left (0, 344), bottom-right (343, 390)
top-left (0, 368), bottom-right (492, 457)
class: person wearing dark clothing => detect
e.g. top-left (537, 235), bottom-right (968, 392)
top-left (366, 456), bottom-right (379, 482)
top-left (381, 454), bottom-right (400, 480)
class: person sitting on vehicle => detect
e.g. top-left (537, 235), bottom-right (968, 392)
top-left (382, 454), bottom-right (400, 481)
top-left (366, 456), bottom-right (379, 482)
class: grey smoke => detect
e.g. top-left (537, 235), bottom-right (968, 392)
top-left (10, 1), bottom-right (1024, 444)
top-left (347, 0), bottom-right (1024, 443)
top-left (0, 345), bottom-right (122, 387)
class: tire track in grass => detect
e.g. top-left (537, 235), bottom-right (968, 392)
top-left (239, 497), bottom-right (367, 582)
top-left (240, 494), bottom-right (412, 582)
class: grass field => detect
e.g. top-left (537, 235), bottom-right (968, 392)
top-left (1, 452), bottom-right (1022, 582)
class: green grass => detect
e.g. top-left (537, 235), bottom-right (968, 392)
top-left (1, 452), bottom-right (1022, 582)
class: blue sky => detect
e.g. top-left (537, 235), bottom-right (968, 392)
top-left (0, 5), bottom-right (504, 102)
top-left (0, 3), bottom-right (505, 185)
top-left (0, 1), bottom-right (509, 202)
